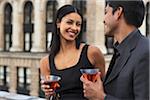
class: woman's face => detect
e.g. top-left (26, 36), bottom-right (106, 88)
top-left (57, 12), bottom-right (82, 41)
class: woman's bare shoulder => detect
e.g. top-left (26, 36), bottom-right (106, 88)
top-left (40, 55), bottom-right (50, 75)
top-left (88, 45), bottom-right (103, 56)
top-left (40, 55), bottom-right (49, 63)
top-left (88, 45), bottom-right (105, 65)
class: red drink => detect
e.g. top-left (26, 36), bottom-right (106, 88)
top-left (40, 75), bottom-right (61, 100)
top-left (43, 81), bottom-right (60, 90)
top-left (80, 68), bottom-right (99, 82)
top-left (41, 75), bottom-right (61, 90)
top-left (83, 73), bottom-right (98, 82)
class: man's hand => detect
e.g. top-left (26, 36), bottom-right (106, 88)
top-left (80, 72), bottom-right (106, 100)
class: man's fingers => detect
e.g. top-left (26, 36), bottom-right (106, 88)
top-left (80, 75), bottom-right (92, 84)
top-left (95, 72), bottom-right (101, 81)
top-left (80, 75), bottom-right (86, 82)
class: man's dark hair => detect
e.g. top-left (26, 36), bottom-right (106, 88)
top-left (106, 0), bottom-right (145, 28)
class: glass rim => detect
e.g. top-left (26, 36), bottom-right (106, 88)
top-left (80, 68), bottom-right (99, 74)
top-left (40, 75), bottom-right (61, 82)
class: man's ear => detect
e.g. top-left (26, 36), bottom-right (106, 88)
top-left (115, 7), bottom-right (123, 20)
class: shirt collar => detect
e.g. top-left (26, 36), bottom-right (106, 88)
top-left (113, 29), bottom-right (138, 55)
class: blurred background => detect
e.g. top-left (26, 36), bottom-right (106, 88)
top-left (0, 0), bottom-right (149, 99)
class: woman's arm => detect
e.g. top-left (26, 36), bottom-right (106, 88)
top-left (40, 55), bottom-right (50, 76)
top-left (40, 55), bottom-right (54, 97)
top-left (87, 45), bottom-right (106, 78)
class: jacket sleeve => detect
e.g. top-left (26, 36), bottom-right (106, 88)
top-left (133, 49), bottom-right (149, 100)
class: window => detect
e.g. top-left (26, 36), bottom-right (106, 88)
top-left (23, 2), bottom-right (33, 52)
top-left (46, 1), bottom-right (57, 51)
top-left (105, 36), bottom-right (114, 54)
top-left (17, 67), bottom-right (31, 95)
top-left (24, 2), bottom-right (33, 24)
top-left (24, 32), bottom-right (32, 51)
top-left (4, 3), bottom-right (12, 51)
top-left (46, 32), bottom-right (52, 50)
top-left (0, 66), bottom-right (9, 91)
top-left (72, 0), bottom-right (87, 16)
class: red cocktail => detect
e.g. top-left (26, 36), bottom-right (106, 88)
top-left (41, 75), bottom-right (61, 100)
top-left (80, 69), bottom-right (99, 82)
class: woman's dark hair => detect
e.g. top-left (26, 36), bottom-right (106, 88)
top-left (106, 0), bottom-right (145, 28)
top-left (49, 5), bottom-right (84, 57)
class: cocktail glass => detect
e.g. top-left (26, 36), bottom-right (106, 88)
top-left (80, 68), bottom-right (99, 82)
top-left (40, 75), bottom-right (61, 100)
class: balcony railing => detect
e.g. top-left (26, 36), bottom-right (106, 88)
top-left (0, 52), bottom-right (48, 97)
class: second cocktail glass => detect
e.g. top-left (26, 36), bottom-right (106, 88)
top-left (80, 68), bottom-right (99, 82)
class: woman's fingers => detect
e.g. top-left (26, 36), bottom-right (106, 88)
top-left (41, 83), bottom-right (54, 96)
top-left (45, 90), bottom-right (55, 96)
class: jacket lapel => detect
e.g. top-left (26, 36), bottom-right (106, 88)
top-left (104, 48), bottom-right (131, 85)
top-left (104, 30), bottom-right (141, 85)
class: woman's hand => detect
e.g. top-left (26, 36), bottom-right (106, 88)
top-left (41, 80), bottom-right (55, 97)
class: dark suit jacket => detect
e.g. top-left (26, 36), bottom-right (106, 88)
top-left (104, 29), bottom-right (149, 100)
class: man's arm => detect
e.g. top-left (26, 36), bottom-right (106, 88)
top-left (133, 50), bottom-right (149, 100)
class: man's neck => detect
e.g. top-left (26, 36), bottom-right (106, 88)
top-left (114, 24), bottom-right (136, 43)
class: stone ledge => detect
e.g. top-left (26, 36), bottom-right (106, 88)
top-left (0, 52), bottom-right (48, 59)
top-left (0, 91), bottom-right (45, 100)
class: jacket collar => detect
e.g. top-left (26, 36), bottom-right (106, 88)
top-left (104, 29), bottom-right (142, 85)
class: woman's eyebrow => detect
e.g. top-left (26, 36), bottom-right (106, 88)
top-left (63, 18), bottom-right (81, 23)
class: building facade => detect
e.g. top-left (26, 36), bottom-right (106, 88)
top-left (0, 0), bottom-right (149, 98)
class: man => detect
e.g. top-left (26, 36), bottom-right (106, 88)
top-left (80, 0), bottom-right (149, 100)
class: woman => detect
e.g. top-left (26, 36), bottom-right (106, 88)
top-left (40, 4), bottom-right (105, 100)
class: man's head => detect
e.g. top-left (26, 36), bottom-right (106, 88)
top-left (104, 0), bottom-right (145, 36)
